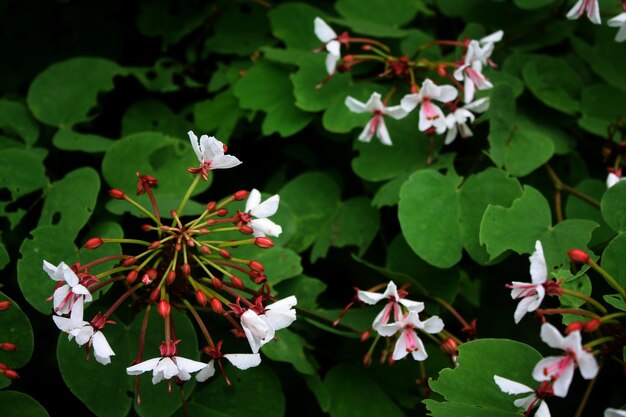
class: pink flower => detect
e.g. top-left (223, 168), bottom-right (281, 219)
top-left (532, 323), bottom-right (599, 397)
top-left (454, 41), bottom-right (493, 103)
top-left (357, 281), bottom-right (424, 330)
top-left (566, 0), bottom-right (601, 24)
top-left (494, 376), bottom-right (552, 417)
top-left (44, 260), bottom-right (92, 326)
top-left (608, 12), bottom-right (626, 42)
top-left (242, 189), bottom-right (282, 237)
top-left (444, 97), bottom-right (489, 145)
top-left (53, 317), bottom-right (115, 365)
top-left (400, 79), bottom-right (458, 133)
top-left (126, 341), bottom-right (206, 384)
top-left (376, 310), bottom-right (444, 361)
top-left (345, 92), bottom-right (408, 145)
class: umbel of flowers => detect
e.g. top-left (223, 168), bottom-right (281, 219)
top-left (43, 131), bottom-right (297, 402)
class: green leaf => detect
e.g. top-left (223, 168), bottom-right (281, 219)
top-left (601, 180), bottom-right (626, 232)
top-left (0, 391), bottom-right (49, 417)
top-left (261, 328), bottom-right (315, 374)
top-left (579, 84), bottom-right (626, 137)
top-left (121, 100), bottom-right (195, 138)
top-left (572, 31), bottom-right (626, 92)
top-left (513, 0), bottom-right (555, 9)
top-left (372, 173), bottom-right (410, 208)
top-left (291, 54), bottom-right (352, 112)
top-left (38, 167), bottom-right (100, 239)
top-left (129, 59), bottom-right (202, 93)
top-left (0, 292), bottom-right (34, 378)
top-left (0, 243), bottom-right (8, 271)
top-left (603, 294), bottom-right (626, 311)
top-left (334, 0), bottom-right (416, 37)
top-left (193, 89), bottom-right (242, 142)
top-left (275, 275), bottom-right (327, 309)
top-left (425, 339), bottom-right (542, 416)
top-left (137, 2), bottom-right (211, 47)
top-left (564, 179), bottom-right (613, 247)
top-left (522, 56), bottom-right (582, 115)
top-left (18, 226), bottom-right (78, 314)
top-left (233, 246), bottom-right (303, 287)
top-left (57, 318), bottom-right (132, 417)
top-left (480, 186), bottom-right (551, 259)
top-left (458, 168), bottom-right (523, 264)
top-left (205, 4), bottom-right (272, 56)
top-left (234, 61), bottom-right (313, 137)
top-left (0, 99), bottom-right (39, 145)
top-left (190, 365), bottom-right (285, 417)
top-left (52, 127), bottom-right (115, 153)
top-left (311, 197), bottom-right (379, 262)
top-left (487, 84), bottom-right (516, 167)
top-left (540, 219), bottom-right (598, 269)
top-left (558, 268), bottom-right (591, 309)
top-left (27, 57), bottom-right (124, 127)
top-left (399, 170), bottom-right (462, 268)
top-left (602, 233), bottom-right (626, 288)
top-left (268, 3), bottom-right (325, 50)
top-left (102, 132), bottom-right (209, 218)
top-left (279, 172), bottom-right (341, 253)
top-left (77, 221), bottom-right (124, 297)
top-left (324, 365), bottom-right (407, 417)
top-left (322, 83), bottom-right (380, 133)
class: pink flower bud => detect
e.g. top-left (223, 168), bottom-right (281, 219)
top-left (217, 208), bottom-right (228, 217)
top-left (157, 300), bottom-right (170, 318)
top-left (568, 249), bottom-right (590, 264)
top-left (584, 319), bottom-right (601, 333)
top-left (109, 189), bottom-right (125, 199)
top-left (206, 201), bottom-right (216, 212)
top-left (218, 249), bottom-right (231, 259)
top-left (126, 270), bottom-right (139, 285)
top-left (195, 290), bottom-right (207, 306)
top-left (360, 329), bottom-right (371, 342)
top-left (149, 241), bottom-right (161, 250)
top-left (84, 237), bottom-right (103, 249)
top-left (248, 260), bottom-right (264, 272)
top-left (210, 297), bottom-right (223, 314)
top-left (141, 224), bottom-right (152, 232)
top-left (439, 338), bottom-right (459, 355)
top-left (149, 288), bottom-right (160, 302)
top-left (0, 301), bottom-right (12, 311)
top-left (255, 237), bottom-right (274, 248)
top-left (565, 321), bottom-right (584, 334)
top-left (2, 369), bottom-right (19, 380)
top-left (181, 263), bottom-right (191, 277)
top-left (122, 257), bottom-right (136, 267)
top-left (0, 343), bottom-right (16, 352)
top-left (239, 225), bottom-right (254, 235)
top-left (230, 276), bottom-right (244, 289)
top-left (211, 277), bottom-right (223, 290)
top-left (233, 190), bottom-right (249, 201)
top-left (166, 271), bottom-right (176, 285)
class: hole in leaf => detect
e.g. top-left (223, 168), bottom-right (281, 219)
top-left (51, 212), bottom-right (61, 225)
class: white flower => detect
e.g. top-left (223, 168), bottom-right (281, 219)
top-left (400, 79), bottom-right (458, 133)
top-left (240, 296), bottom-right (297, 353)
top-left (243, 189), bottom-right (282, 237)
top-left (314, 17), bottom-right (341, 74)
top-left (606, 408), bottom-right (626, 417)
top-left (607, 171), bottom-right (625, 188)
top-left (357, 281), bottom-right (424, 330)
top-left (53, 317), bottom-right (115, 365)
top-left (454, 41), bottom-right (493, 103)
top-left (344, 92), bottom-right (408, 145)
top-left (127, 355), bottom-right (207, 384)
top-left (377, 310), bottom-right (444, 361)
top-left (494, 376), bottom-right (551, 417)
top-left (532, 322), bottom-right (599, 398)
top-left (444, 97), bottom-right (489, 145)
top-left (507, 240), bottom-right (548, 324)
top-left (608, 13), bottom-right (626, 42)
top-left (187, 131), bottom-right (241, 180)
top-left (196, 353), bottom-right (261, 382)
top-left (43, 260), bottom-right (92, 326)
top-left (566, 0), bottom-right (601, 24)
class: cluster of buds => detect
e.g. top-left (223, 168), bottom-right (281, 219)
top-left (313, 17), bottom-right (501, 150)
top-left (0, 300), bottom-right (19, 380)
top-left (44, 131), bottom-right (297, 403)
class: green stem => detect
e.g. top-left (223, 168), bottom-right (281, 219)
top-left (585, 336), bottom-right (614, 350)
top-left (122, 195), bottom-right (160, 224)
top-left (588, 258), bottom-right (626, 304)
top-left (175, 175), bottom-right (201, 220)
top-left (560, 288), bottom-right (607, 314)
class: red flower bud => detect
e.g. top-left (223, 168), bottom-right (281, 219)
top-left (149, 288), bottom-right (160, 302)
top-left (360, 329), bottom-right (371, 342)
top-left (2, 369), bottom-right (19, 380)
top-left (157, 300), bottom-right (170, 318)
top-left (568, 249), bottom-right (590, 264)
top-left (0, 301), bottom-right (12, 311)
top-left (239, 225), bottom-right (254, 235)
top-left (146, 269), bottom-right (157, 281)
top-left (584, 319), bottom-right (601, 333)
top-left (230, 275), bottom-right (244, 289)
top-left (565, 321), bottom-right (584, 334)
top-left (126, 270), bottom-right (139, 285)
top-left (211, 277), bottom-right (223, 290)
top-left (149, 241), bottom-right (161, 250)
top-left (206, 219), bottom-right (216, 225)
top-left (210, 297), bottom-right (223, 314)
top-left (439, 338), bottom-right (459, 355)
top-left (84, 237), bottom-right (103, 250)
top-left (0, 363), bottom-right (6, 371)
top-left (248, 261), bottom-right (265, 272)
top-left (122, 257), bottom-right (136, 267)
top-left (195, 290), bottom-right (207, 306)
top-left (217, 208), bottom-right (228, 217)
top-left (181, 264), bottom-right (191, 277)
top-left (141, 224), bottom-right (152, 232)
top-left (255, 237), bottom-right (274, 249)
top-left (200, 245), bottom-right (211, 254)
top-left (362, 352), bottom-right (372, 367)
top-left (233, 190), bottom-right (249, 201)
top-left (436, 65), bottom-right (447, 78)
top-left (206, 201), bottom-right (216, 212)
top-left (0, 343), bottom-right (16, 352)
top-left (109, 189), bottom-right (125, 199)
top-left (166, 271), bottom-right (176, 285)
top-left (218, 249), bottom-right (231, 259)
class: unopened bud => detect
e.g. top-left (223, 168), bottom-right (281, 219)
top-left (149, 287), bottom-right (160, 302)
top-left (565, 321), bottom-right (584, 334)
top-left (206, 219), bottom-right (216, 225)
top-left (0, 363), bottom-right (6, 371)
top-left (199, 228), bottom-right (210, 234)
top-left (0, 301), bottom-right (12, 311)
top-left (211, 277), bottom-right (223, 290)
top-left (84, 237), bottom-right (103, 250)
top-left (195, 290), bottom-right (207, 306)
top-left (360, 329), bottom-right (371, 342)
top-left (217, 208), bottom-right (228, 217)
top-left (218, 249), bottom-right (231, 259)
top-left (252, 273), bottom-right (267, 284)
top-left (122, 257), bottom-right (136, 267)
top-left (248, 261), bottom-right (265, 273)
top-left (200, 245), bottom-right (211, 254)
top-left (239, 225), bottom-right (254, 235)
top-left (255, 237), bottom-right (274, 249)
top-left (210, 297), bottom-right (223, 314)
top-left (206, 201), bottom-right (216, 212)
top-left (0, 343), bottom-right (16, 352)
top-left (126, 270), bottom-right (139, 285)
top-left (166, 270), bottom-right (176, 285)
top-left (109, 189), bottom-right (125, 199)
top-left (568, 249), bottom-right (590, 264)
top-left (141, 224), bottom-right (152, 232)
top-left (149, 241), bottom-right (161, 250)
top-left (181, 263), bottom-right (191, 277)
top-left (175, 242), bottom-right (182, 252)
top-left (436, 65), bottom-right (447, 77)
top-left (362, 352), bottom-right (372, 367)
top-left (147, 269), bottom-right (157, 281)
top-left (157, 300), bottom-right (170, 318)
top-left (440, 338), bottom-right (459, 355)
top-left (584, 319), bottom-right (601, 333)
top-left (230, 276), bottom-right (244, 289)
top-left (233, 190), bottom-right (249, 201)
top-left (2, 369), bottom-right (19, 380)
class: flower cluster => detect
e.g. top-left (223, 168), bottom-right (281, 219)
top-left (566, 0), bottom-right (626, 42)
top-left (313, 17), bottom-right (499, 147)
top-left (44, 132), bottom-right (297, 402)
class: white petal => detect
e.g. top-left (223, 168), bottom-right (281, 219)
top-left (398, 299), bottom-right (424, 312)
top-left (267, 295), bottom-right (297, 311)
top-left (384, 104), bottom-right (408, 120)
top-left (605, 408), bottom-right (626, 417)
top-left (250, 218), bottom-right (282, 237)
top-left (241, 310), bottom-right (274, 353)
top-left (53, 285), bottom-right (71, 314)
top-left (375, 322), bottom-right (403, 337)
top-left (409, 337), bottom-right (428, 361)
top-left (357, 120), bottom-right (375, 143)
top-left (362, 92), bottom-right (383, 113)
top-left (535, 401), bottom-right (551, 417)
top-left (551, 362), bottom-right (574, 397)
top-left (376, 119), bottom-right (392, 145)
top-left (325, 40), bottom-right (341, 56)
top-left (250, 194), bottom-right (279, 218)
top-left (126, 357), bottom-right (161, 375)
top-left (540, 322), bottom-right (565, 349)
top-left (72, 324), bottom-right (94, 346)
top-left (156, 357), bottom-right (179, 381)
top-left (245, 189), bottom-right (262, 213)
top-left (202, 135), bottom-right (224, 162)
top-left (187, 131), bottom-right (202, 161)
top-left (357, 290), bottom-right (386, 305)
top-left (493, 375), bottom-right (534, 394)
top-left (566, 0), bottom-right (585, 20)
top-left (61, 263), bottom-right (79, 287)
top-left (400, 94), bottom-right (420, 112)
top-left (92, 331), bottom-right (115, 365)
top-left (586, 0), bottom-right (601, 24)
top-left (345, 96), bottom-right (368, 114)
top-left (444, 120), bottom-right (458, 145)
top-left (577, 349), bottom-right (599, 379)
top-left (175, 356), bottom-right (208, 375)
top-left (529, 241), bottom-right (547, 284)
top-left (391, 331), bottom-right (410, 360)
top-left (514, 294), bottom-right (538, 324)
top-left (69, 296), bottom-right (85, 324)
top-left (325, 53), bottom-right (339, 75)
top-left (608, 173), bottom-right (621, 188)
top-left (224, 353), bottom-right (262, 370)
top-left (314, 17), bottom-right (337, 43)
top-left (210, 155), bottom-right (242, 170)
top-left (52, 315), bottom-right (75, 332)
top-left (420, 316), bottom-right (445, 334)
top-left (265, 296), bottom-right (297, 330)
top-left (196, 360), bottom-right (216, 382)
top-left (480, 30), bottom-right (503, 45)
top-left (43, 260), bottom-right (64, 281)
top-left (514, 394), bottom-right (538, 411)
